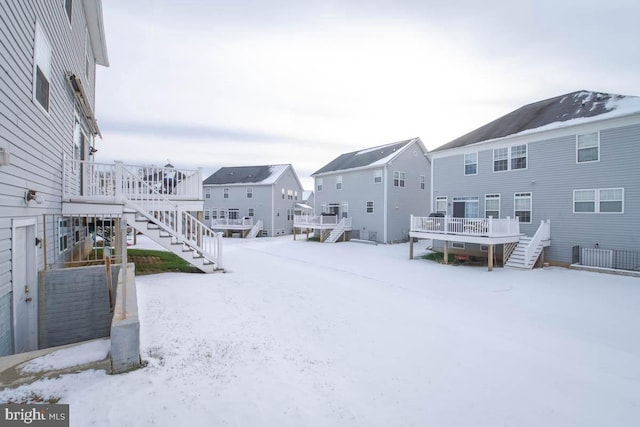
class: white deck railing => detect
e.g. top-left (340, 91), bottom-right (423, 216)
top-left (410, 215), bottom-right (520, 237)
top-left (211, 218), bottom-right (254, 228)
top-left (294, 215), bottom-right (339, 226)
top-left (63, 158), bottom-right (203, 200)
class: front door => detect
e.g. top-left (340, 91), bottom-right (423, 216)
top-left (12, 218), bottom-right (38, 353)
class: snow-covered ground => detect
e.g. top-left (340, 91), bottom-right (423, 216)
top-left (2, 236), bottom-right (639, 426)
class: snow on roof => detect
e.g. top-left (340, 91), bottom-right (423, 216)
top-left (313, 138), bottom-right (420, 175)
top-left (204, 164), bottom-right (290, 185)
top-left (433, 90), bottom-right (640, 151)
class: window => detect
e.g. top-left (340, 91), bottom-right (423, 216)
top-left (204, 209), bottom-right (210, 221)
top-left (577, 132), bottom-right (599, 163)
top-left (453, 196), bottom-right (479, 218)
top-left (33, 23), bottom-right (52, 112)
top-left (219, 208), bottom-right (226, 219)
top-left (228, 209), bottom-right (239, 220)
top-left (464, 153), bottom-right (477, 175)
top-left (288, 189), bottom-right (293, 200)
top-left (366, 201), bottom-right (374, 214)
top-left (64, 0), bottom-right (73, 23)
top-left (204, 188), bottom-right (211, 199)
top-left (276, 209), bottom-right (280, 217)
top-left (485, 194), bottom-right (500, 218)
top-left (223, 188), bottom-right (229, 199)
top-left (493, 148), bottom-right (508, 172)
top-left (374, 170), bottom-right (382, 184)
top-left (336, 175), bottom-right (342, 190)
top-left (321, 202), bottom-right (327, 213)
top-left (84, 27), bottom-right (91, 77)
top-left (211, 209), bottom-right (218, 220)
top-left (450, 242), bottom-right (465, 249)
top-left (494, 145), bottom-right (527, 172)
top-left (58, 219), bottom-right (69, 253)
top-left (393, 171), bottom-right (405, 187)
top-left (511, 144), bottom-right (527, 170)
top-left (287, 209), bottom-right (292, 221)
top-left (420, 175), bottom-right (425, 190)
top-left (247, 187), bottom-right (253, 199)
top-left (480, 245), bottom-right (489, 252)
top-left (435, 196), bottom-right (447, 215)
top-left (341, 202), bottom-right (349, 219)
top-left (294, 191), bottom-right (298, 200)
top-left (574, 188), bottom-right (623, 213)
top-left (282, 188), bottom-right (285, 199)
top-left (248, 208), bottom-right (254, 217)
top-left (316, 178), bottom-right (323, 192)
top-left (514, 192), bottom-right (532, 223)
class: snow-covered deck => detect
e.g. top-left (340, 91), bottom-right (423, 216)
top-left (62, 159), bottom-right (204, 214)
top-left (294, 214), bottom-right (352, 231)
top-left (409, 215), bottom-right (521, 245)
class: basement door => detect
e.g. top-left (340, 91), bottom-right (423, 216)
top-left (12, 218), bottom-right (38, 353)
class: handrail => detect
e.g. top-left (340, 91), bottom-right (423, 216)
top-left (121, 167), bottom-right (222, 269)
top-left (410, 215), bottom-right (520, 238)
top-left (524, 220), bottom-right (550, 268)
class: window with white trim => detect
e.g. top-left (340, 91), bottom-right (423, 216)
top-left (58, 218), bottom-right (69, 253)
top-left (435, 196), bottom-right (447, 215)
top-left (420, 175), bottom-right (425, 190)
top-left (485, 194), bottom-right (500, 218)
top-left (248, 208), bottom-right (254, 217)
top-left (282, 188), bottom-right (285, 199)
top-left (316, 178), bottom-right (323, 192)
top-left (464, 153), bottom-right (477, 175)
top-left (393, 171), bottom-right (405, 187)
top-left (204, 188), bottom-right (211, 199)
top-left (219, 208), bottom-right (226, 219)
top-left (204, 209), bottom-right (210, 221)
top-left (246, 187), bottom-right (253, 198)
top-left (374, 170), bottom-right (382, 184)
top-left (223, 188), bottom-right (229, 199)
top-left (366, 201), bottom-right (374, 214)
top-left (336, 175), bottom-right (342, 190)
top-left (450, 242), bottom-right (465, 249)
top-left (574, 188), bottom-right (623, 213)
top-left (494, 145), bottom-right (527, 172)
top-left (33, 23), bottom-right (52, 112)
top-left (321, 202), bottom-right (327, 213)
top-left (211, 209), bottom-right (218, 220)
top-left (511, 144), bottom-right (527, 170)
top-left (514, 192), bottom-right (532, 223)
top-left (577, 132), bottom-right (599, 163)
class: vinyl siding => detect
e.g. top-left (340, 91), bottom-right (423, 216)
top-left (0, 0), bottom-right (100, 355)
top-left (432, 121), bottom-right (640, 264)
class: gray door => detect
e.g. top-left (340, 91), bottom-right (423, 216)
top-left (12, 219), bottom-right (38, 353)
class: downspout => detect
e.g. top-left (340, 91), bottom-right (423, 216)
top-left (430, 156), bottom-right (435, 213)
top-left (383, 165), bottom-right (388, 243)
top-left (271, 184), bottom-right (275, 236)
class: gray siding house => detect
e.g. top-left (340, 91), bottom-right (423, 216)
top-left (203, 165), bottom-right (305, 237)
top-left (415, 90), bottom-right (640, 270)
top-left (308, 138), bottom-right (431, 243)
top-left (0, 0), bottom-right (110, 355)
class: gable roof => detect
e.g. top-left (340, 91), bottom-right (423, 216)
top-left (433, 90), bottom-right (640, 152)
top-left (203, 165), bottom-right (292, 185)
top-left (312, 137), bottom-right (423, 176)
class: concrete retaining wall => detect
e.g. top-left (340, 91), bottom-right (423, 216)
top-left (39, 265), bottom-right (120, 349)
top-left (110, 263), bottom-right (141, 373)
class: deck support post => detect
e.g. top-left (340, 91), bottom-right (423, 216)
top-left (409, 237), bottom-right (414, 259)
top-left (488, 244), bottom-right (494, 271)
top-left (293, 226), bottom-right (296, 240)
top-left (443, 240), bottom-right (448, 264)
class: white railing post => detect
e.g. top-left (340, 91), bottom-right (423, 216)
top-left (114, 161), bottom-right (124, 202)
top-left (444, 216), bottom-right (449, 233)
top-left (410, 214), bottom-right (414, 231)
top-left (197, 168), bottom-right (203, 199)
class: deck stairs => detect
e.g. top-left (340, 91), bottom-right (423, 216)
top-left (325, 217), bottom-right (351, 243)
top-left (504, 220), bottom-right (550, 270)
top-left (122, 168), bottom-right (223, 273)
top-left (246, 220), bottom-right (264, 238)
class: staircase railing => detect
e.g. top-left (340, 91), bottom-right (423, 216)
top-left (326, 217), bottom-right (352, 243)
top-left (121, 166), bottom-right (222, 269)
top-left (503, 241), bottom-right (518, 265)
top-left (247, 220), bottom-right (263, 238)
top-left (524, 220), bottom-right (551, 268)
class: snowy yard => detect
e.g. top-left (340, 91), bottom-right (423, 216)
top-left (2, 236), bottom-right (640, 426)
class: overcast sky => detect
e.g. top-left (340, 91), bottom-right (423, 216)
top-left (95, 0), bottom-right (640, 188)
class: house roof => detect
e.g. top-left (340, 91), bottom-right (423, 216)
top-left (433, 90), bottom-right (640, 152)
top-left (312, 137), bottom-right (422, 176)
top-left (83, 0), bottom-right (109, 66)
top-left (203, 164), bottom-right (292, 185)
